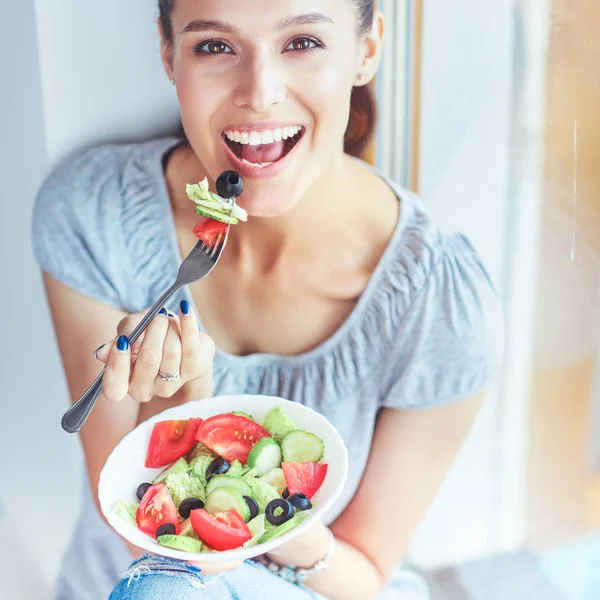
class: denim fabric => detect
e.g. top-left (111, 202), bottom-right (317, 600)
top-left (108, 554), bottom-right (430, 600)
top-left (108, 555), bottom-right (320, 600)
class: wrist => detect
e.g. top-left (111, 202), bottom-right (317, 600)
top-left (258, 526), bottom-right (336, 584)
top-left (267, 522), bottom-right (331, 568)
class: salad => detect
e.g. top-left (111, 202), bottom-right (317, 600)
top-left (113, 406), bottom-right (328, 554)
top-left (188, 171), bottom-right (247, 247)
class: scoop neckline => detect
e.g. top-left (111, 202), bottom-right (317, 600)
top-left (151, 136), bottom-right (411, 369)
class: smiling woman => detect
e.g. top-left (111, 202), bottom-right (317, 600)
top-left (31, 0), bottom-right (503, 599)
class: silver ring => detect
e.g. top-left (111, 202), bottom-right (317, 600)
top-left (158, 368), bottom-right (180, 382)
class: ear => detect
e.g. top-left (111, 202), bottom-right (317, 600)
top-left (354, 10), bottom-right (385, 86)
top-left (158, 18), bottom-right (175, 82)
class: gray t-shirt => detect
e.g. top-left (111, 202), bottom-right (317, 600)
top-left (33, 137), bottom-right (504, 600)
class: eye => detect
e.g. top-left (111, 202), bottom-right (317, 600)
top-left (194, 40), bottom-right (235, 56)
top-left (285, 37), bottom-right (324, 53)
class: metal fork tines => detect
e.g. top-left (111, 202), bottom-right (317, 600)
top-left (61, 230), bottom-right (229, 434)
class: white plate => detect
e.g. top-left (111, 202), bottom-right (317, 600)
top-left (98, 394), bottom-right (348, 563)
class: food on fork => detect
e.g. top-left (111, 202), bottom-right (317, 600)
top-left (187, 171), bottom-right (246, 247)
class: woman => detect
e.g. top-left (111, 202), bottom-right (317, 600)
top-left (33, 1), bottom-right (504, 599)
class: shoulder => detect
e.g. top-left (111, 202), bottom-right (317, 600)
top-left (31, 137), bottom-right (179, 308)
top-left (35, 137), bottom-right (177, 215)
top-left (372, 179), bottom-right (505, 408)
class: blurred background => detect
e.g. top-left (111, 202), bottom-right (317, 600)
top-left (1, 0), bottom-right (599, 598)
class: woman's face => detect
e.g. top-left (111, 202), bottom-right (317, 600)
top-left (164, 0), bottom-right (373, 217)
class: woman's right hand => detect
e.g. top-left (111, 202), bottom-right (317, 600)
top-left (94, 300), bottom-right (215, 405)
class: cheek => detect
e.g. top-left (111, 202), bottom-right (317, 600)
top-left (293, 58), bottom-right (356, 138)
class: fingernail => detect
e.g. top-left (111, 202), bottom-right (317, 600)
top-left (159, 308), bottom-right (168, 316)
top-left (180, 300), bottom-right (190, 315)
top-left (93, 344), bottom-right (105, 359)
top-left (117, 335), bottom-right (129, 352)
top-left (168, 311), bottom-right (176, 319)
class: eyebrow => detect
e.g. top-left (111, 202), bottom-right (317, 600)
top-left (181, 13), bottom-right (334, 35)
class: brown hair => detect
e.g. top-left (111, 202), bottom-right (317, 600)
top-left (159, 0), bottom-right (377, 158)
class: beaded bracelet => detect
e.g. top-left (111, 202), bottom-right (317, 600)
top-left (254, 527), bottom-right (336, 584)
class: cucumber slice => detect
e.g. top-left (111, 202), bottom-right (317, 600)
top-left (258, 513), bottom-right (308, 544)
top-left (195, 205), bottom-right (238, 225)
top-left (281, 431), bottom-right (324, 463)
top-left (152, 457), bottom-right (189, 485)
top-left (194, 197), bottom-right (226, 211)
top-left (247, 438), bottom-right (282, 476)
top-left (259, 468), bottom-right (287, 495)
top-left (205, 487), bottom-right (251, 522)
top-left (158, 534), bottom-right (203, 553)
top-left (205, 474), bottom-right (252, 497)
top-left (231, 411), bottom-right (254, 421)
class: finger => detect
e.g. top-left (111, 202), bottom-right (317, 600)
top-left (117, 314), bottom-right (148, 356)
top-left (155, 317), bottom-right (183, 398)
top-left (94, 338), bottom-right (115, 363)
top-left (101, 335), bottom-right (131, 402)
top-left (128, 310), bottom-right (170, 403)
top-left (179, 300), bottom-right (215, 381)
top-left (95, 312), bottom-right (149, 363)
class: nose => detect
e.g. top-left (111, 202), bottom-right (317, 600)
top-left (233, 52), bottom-right (287, 112)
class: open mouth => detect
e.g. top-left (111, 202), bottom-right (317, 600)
top-left (222, 126), bottom-right (305, 168)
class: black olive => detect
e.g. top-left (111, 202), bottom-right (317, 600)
top-left (156, 523), bottom-right (176, 539)
top-left (206, 457), bottom-right (231, 482)
top-left (244, 496), bottom-right (259, 520)
top-left (288, 493), bottom-right (312, 511)
top-left (265, 499), bottom-right (295, 526)
top-left (216, 171), bottom-right (245, 199)
top-left (136, 482), bottom-right (152, 501)
top-left (282, 488), bottom-right (290, 499)
top-left (179, 497), bottom-right (205, 520)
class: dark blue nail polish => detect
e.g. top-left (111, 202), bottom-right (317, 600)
top-left (93, 344), bottom-right (105, 359)
top-left (180, 300), bottom-right (190, 315)
top-left (117, 335), bottom-right (129, 352)
top-left (159, 308), bottom-right (168, 316)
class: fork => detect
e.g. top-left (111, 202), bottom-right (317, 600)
top-left (61, 231), bottom-right (229, 434)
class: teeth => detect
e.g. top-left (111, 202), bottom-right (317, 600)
top-left (240, 158), bottom-right (275, 168)
top-left (224, 126), bottom-right (302, 146)
top-left (248, 131), bottom-right (262, 145)
top-left (261, 130), bottom-right (274, 144)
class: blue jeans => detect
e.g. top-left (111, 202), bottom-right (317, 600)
top-left (108, 555), bottom-right (321, 600)
top-left (108, 554), bottom-right (430, 600)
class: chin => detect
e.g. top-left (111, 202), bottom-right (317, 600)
top-left (236, 187), bottom-right (299, 219)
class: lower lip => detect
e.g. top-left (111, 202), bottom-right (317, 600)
top-left (221, 132), bottom-right (305, 179)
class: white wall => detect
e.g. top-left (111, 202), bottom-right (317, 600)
top-left (1, 2), bottom-right (180, 598)
top-left (35, 0), bottom-right (180, 168)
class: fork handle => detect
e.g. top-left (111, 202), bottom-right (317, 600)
top-left (61, 282), bottom-right (183, 433)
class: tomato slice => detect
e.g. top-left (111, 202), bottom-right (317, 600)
top-left (136, 483), bottom-right (180, 537)
top-left (190, 509), bottom-right (252, 551)
top-left (193, 217), bottom-right (229, 247)
top-left (145, 418), bottom-right (203, 468)
top-left (282, 462), bottom-right (328, 499)
top-left (195, 414), bottom-right (271, 463)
